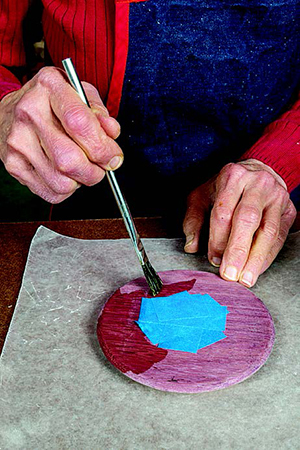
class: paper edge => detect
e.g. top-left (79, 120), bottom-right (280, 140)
top-left (34, 225), bottom-right (184, 244)
top-left (0, 229), bottom-right (46, 360)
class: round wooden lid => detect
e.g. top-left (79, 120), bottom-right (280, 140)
top-left (97, 270), bottom-right (275, 393)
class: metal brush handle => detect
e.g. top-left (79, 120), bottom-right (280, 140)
top-left (62, 58), bottom-right (148, 267)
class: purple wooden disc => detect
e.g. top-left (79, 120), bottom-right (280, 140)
top-left (97, 270), bottom-right (275, 393)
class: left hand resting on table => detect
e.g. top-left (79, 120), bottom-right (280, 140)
top-left (183, 159), bottom-right (296, 287)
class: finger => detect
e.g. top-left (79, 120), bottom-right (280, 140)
top-left (219, 188), bottom-right (264, 282)
top-left (50, 84), bottom-right (123, 170)
top-left (238, 202), bottom-right (284, 287)
top-left (82, 82), bottom-right (121, 139)
top-left (183, 188), bottom-right (207, 253)
top-left (240, 201), bottom-right (296, 286)
top-left (95, 114), bottom-right (121, 140)
top-left (35, 68), bottom-right (123, 170)
top-left (208, 178), bottom-right (246, 267)
top-left (8, 118), bottom-right (104, 191)
top-left (38, 120), bottom-right (106, 186)
top-left (4, 150), bottom-right (72, 204)
top-left (7, 122), bottom-right (81, 193)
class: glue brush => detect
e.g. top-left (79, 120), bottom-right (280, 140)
top-left (62, 58), bottom-right (163, 297)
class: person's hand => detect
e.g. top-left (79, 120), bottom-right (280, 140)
top-left (0, 67), bottom-right (123, 203)
top-left (183, 159), bottom-right (297, 287)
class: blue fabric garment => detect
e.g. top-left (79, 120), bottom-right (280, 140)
top-left (116, 0), bottom-right (300, 214)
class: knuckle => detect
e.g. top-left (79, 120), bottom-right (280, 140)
top-left (36, 66), bottom-right (62, 89)
top-left (221, 162), bottom-right (235, 175)
top-left (224, 162), bottom-right (246, 180)
top-left (4, 151), bottom-right (29, 180)
top-left (256, 170), bottom-right (276, 189)
top-left (258, 170), bottom-right (273, 183)
top-left (287, 201), bottom-right (297, 219)
top-left (230, 245), bottom-right (249, 259)
top-left (217, 163), bottom-right (248, 191)
top-left (92, 135), bottom-right (115, 162)
top-left (33, 183), bottom-right (70, 204)
top-left (261, 220), bottom-right (279, 241)
top-left (51, 176), bottom-right (77, 195)
top-left (56, 151), bottom-right (82, 176)
top-left (237, 206), bottom-right (261, 227)
top-left (14, 99), bottom-right (32, 123)
top-left (273, 188), bottom-right (289, 209)
top-left (212, 204), bottom-right (232, 224)
top-left (63, 106), bottom-right (91, 135)
top-left (14, 95), bottom-right (42, 125)
top-left (6, 128), bottom-right (19, 151)
top-left (4, 158), bottom-right (21, 178)
top-left (279, 188), bottom-right (289, 202)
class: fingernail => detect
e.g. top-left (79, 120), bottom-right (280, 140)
top-left (211, 256), bottom-right (221, 267)
top-left (224, 266), bottom-right (238, 281)
top-left (184, 234), bottom-right (195, 248)
top-left (108, 155), bottom-right (123, 170)
top-left (241, 271), bottom-right (253, 287)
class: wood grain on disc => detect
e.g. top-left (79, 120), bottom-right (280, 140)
top-left (97, 271), bottom-right (275, 393)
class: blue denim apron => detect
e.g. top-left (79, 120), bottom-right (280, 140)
top-left (116, 0), bottom-right (300, 215)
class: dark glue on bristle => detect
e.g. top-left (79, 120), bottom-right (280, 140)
top-left (142, 261), bottom-right (163, 296)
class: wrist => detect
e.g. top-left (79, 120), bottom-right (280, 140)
top-left (237, 158), bottom-right (287, 191)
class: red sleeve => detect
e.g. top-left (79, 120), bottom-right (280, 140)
top-left (0, 66), bottom-right (22, 100)
top-left (0, 0), bottom-right (31, 99)
top-left (240, 93), bottom-right (300, 193)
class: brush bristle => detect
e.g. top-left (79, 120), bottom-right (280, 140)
top-left (142, 261), bottom-right (163, 296)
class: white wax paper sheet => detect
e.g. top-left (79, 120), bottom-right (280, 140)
top-left (0, 226), bottom-right (299, 450)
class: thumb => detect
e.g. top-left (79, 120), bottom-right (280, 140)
top-left (82, 81), bottom-right (121, 139)
top-left (183, 188), bottom-right (208, 253)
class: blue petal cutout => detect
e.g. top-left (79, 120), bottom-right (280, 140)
top-left (136, 291), bottom-right (229, 353)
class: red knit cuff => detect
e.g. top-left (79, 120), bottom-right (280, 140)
top-left (0, 66), bottom-right (22, 101)
top-left (240, 117), bottom-right (300, 193)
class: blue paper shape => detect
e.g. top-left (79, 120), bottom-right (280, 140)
top-left (159, 325), bottom-right (203, 353)
top-left (136, 291), bottom-right (229, 353)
